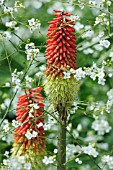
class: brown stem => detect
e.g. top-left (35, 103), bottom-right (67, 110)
top-left (57, 106), bottom-right (67, 170)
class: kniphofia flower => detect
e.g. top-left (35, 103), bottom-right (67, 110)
top-left (12, 87), bottom-right (46, 169)
top-left (44, 10), bottom-right (80, 110)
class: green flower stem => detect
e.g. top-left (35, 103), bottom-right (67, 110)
top-left (57, 108), bottom-right (67, 170)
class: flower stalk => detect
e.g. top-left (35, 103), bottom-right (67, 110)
top-left (45, 9), bottom-right (80, 169)
top-left (12, 87), bottom-right (46, 170)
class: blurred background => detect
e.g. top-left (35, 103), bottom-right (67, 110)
top-left (0, 0), bottom-right (113, 169)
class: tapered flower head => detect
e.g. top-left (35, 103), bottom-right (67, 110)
top-left (44, 10), bottom-right (80, 110)
top-left (12, 87), bottom-right (45, 155)
top-left (45, 9), bottom-right (77, 78)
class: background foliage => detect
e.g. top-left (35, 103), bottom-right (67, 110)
top-left (0, 0), bottom-right (113, 169)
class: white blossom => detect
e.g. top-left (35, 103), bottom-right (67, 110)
top-left (42, 156), bottom-right (55, 165)
top-left (28, 18), bottom-right (41, 32)
top-left (12, 120), bottom-right (22, 128)
top-left (25, 130), bottom-right (37, 140)
top-left (94, 44), bottom-right (103, 51)
top-left (54, 149), bottom-right (58, 154)
top-left (75, 158), bottom-right (82, 164)
top-left (66, 144), bottom-right (82, 160)
top-left (35, 71), bottom-right (43, 77)
top-left (2, 31), bottom-right (12, 39)
top-left (5, 82), bottom-right (10, 87)
top-left (24, 163), bottom-right (31, 170)
top-left (2, 156), bottom-right (31, 170)
top-left (83, 48), bottom-right (94, 55)
top-left (94, 13), bottom-right (106, 26)
top-left (4, 151), bottom-right (9, 158)
top-left (74, 22), bottom-right (84, 31)
top-left (102, 155), bottom-right (113, 169)
top-left (74, 68), bottom-right (86, 80)
top-left (4, 6), bottom-right (13, 14)
top-left (32, 130), bottom-right (38, 138)
top-left (18, 156), bottom-right (25, 164)
top-left (106, 89), bottom-right (113, 113)
top-left (106, 100), bottom-right (113, 113)
top-left (3, 159), bottom-right (10, 166)
top-left (99, 40), bottom-right (110, 48)
top-left (40, 65), bottom-right (46, 71)
top-left (107, 89), bottom-right (113, 100)
top-left (98, 31), bottom-right (104, 37)
top-left (63, 72), bottom-right (71, 79)
top-left (25, 130), bottom-right (32, 140)
top-left (70, 15), bottom-right (80, 21)
top-left (72, 129), bottom-right (79, 139)
top-left (82, 144), bottom-right (98, 157)
top-left (77, 124), bottom-right (82, 131)
top-left (0, 0), bottom-right (4, 5)
top-left (25, 42), bottom-right (39, 60)
top-left (3, 124), bottom-right (10, 133)
top-left (98, 77), bottom-right (106, 85)
top-left (92, 118), bottom-right (111, 135)
top-left (5, 21), bottom-right (17, 28)
top-left (37, 122), bottom-right (43, 128)
top-left (106, 1), bottom-right (112, 6)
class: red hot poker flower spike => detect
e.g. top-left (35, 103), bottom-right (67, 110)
top-left (45, 10), bottom-right (77, 78)
top-left (13, 87), bottom-right (45, 155)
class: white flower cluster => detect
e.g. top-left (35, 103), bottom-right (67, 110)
top-left (0, 119), bottom-right (13, 144)
top-left (82, 144), bottom-right (98, 157)
top-left (98, 31), bottom-right (104, 37)
top-left (42, 155), bottom-right (55, 165)
top-left (82, 25), bottom-right (94, 38)
top-left (28, 103), bottom-right (39, 118)
top-left (12, 120), bottom-right (22, 128)
top-left (14, 1), bottom-right (25, 11)
top-left (25, 42), bottom-right (39, 60)
top-left (89, 0), bottom-right (111, 8)
top-left (3, 156), bottom-right (31, 170)
top-left (63, 62), bottom-right (106, 85)
top-left (28, 18), bottom-right (41, 32)
top-left (0, 31), bottom-right (12, 40)
top-left (99, 40), bottom-right (110, 48)
top-left (11, 70), bottom-right (23, 91)
top-left (74, 22), bottom-right (84, 32)
top-left (86, 101), bottom-right (105, 115)
top-left (102, 155), bottom-right (113, 169)
top-left (7, 69), bottom-right (34, 90)
top-left (44, 114), bottom-right (57, 131)
top-left (70, 15), bottom-right (80, 21)
top-left (72, 124), bottom-right (82, 139)
top-left (25, 130), bottom-right (38, 140)
top-left (1, 1), bottom-right (24, 15)
top-left (66, 144), bottom-right (82, 160)
top-left (1, 98), bottom-right (10, 110)
top-left (70, 101), bottom-right (79, 114)
top-left (5, 21), bottom-right (17, 28)
top-left (83, 48), bottom-right (94, 55)
top-left (106, 89), bottom-right (113, 113)
top-left (0, 0), bottom-right (4, 5)
top-left (4, 151), bottom-right (9, 158)
top-left (35, 65), bottom-right (46, 77)
top-left (4, 6), bottom-right (13, 14)
top-left (94, 13), bottom-right (109, 26)
top-left (2, 119), bottom-right (10, 133)
top-left (25, 75), bottom-right (33, 88)
top-left (92, 117), bottom-right (111, 135)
